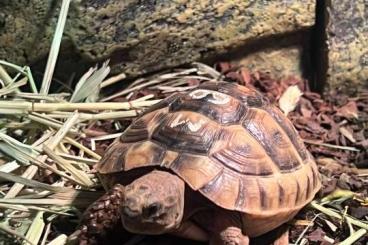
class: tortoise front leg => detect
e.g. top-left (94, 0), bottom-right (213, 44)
top-left (211, 226), bottom-right (249, 245)
top-left (76, 184), bottom-right (125, 245)
top-left (200, 210), bottom-right (249, 245)
top-left (171, 221), bottom-right (209, 242)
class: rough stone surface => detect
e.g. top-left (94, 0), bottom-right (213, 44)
top-left (0, 0), bottom-right (315, 77)
top-left (0, 1), bottom-right (67, 66)
top-left (324, 0), bottom-right (368, 93)
top-left (237, 46), bottom-right (304, 77)
top-left (230, 31), bottom-right (312, 79)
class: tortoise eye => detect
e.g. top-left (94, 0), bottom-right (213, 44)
top-left (164, 196), bottom-right (176, 205)
top-left (138, 185), bottom-right (149, 191)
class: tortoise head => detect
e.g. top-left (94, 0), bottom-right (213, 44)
top-left (121, 170), bottom-right (185, 234)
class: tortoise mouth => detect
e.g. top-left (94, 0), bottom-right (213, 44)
top-left (122, 215), bottom-right (178, 235)
top-left (121, 204), bottom-right (183, 234)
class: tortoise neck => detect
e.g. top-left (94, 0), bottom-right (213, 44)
top-left (183, 186), bottom-right (213, 220)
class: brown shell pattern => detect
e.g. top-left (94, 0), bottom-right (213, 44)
top-left (96, 82), bottom-right (321, 214)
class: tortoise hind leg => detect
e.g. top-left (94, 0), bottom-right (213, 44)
top-left (74, 184), bottom-right (125, 245)
top-left (249, 224), bottom-right (289, 245)
top-left (272, 228), bottom-right (289, 245)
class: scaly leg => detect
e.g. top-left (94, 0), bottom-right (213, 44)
top-left (272, 228), bottom-right (289, 245)
top-left (75, 184), bottom-right (125, 245)
top-left (208, 211), bottom-right (249, 245)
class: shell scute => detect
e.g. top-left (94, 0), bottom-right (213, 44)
top-left (120, 118), bottom-right (149, 143)
top-left (170, 153), bottom-right (223, 190)
top-left (210, 126), bottom-right (275, 176)
top-left (152, 111), bottom-right (219, 154)
top-left (242, 109), bottom-right (303, 172)
top-left (169, 89), bottom-right (247, 125)
top-left (265, 105), bottom-right (308, 160)
top-left (97, 141), bottom-right (129, 174)
top-left (199, 169), bottom-right (240, 209)
top-left (199, 82), bottom-right (266, 107)
top-left (124, 141), bottom-right (166, 171)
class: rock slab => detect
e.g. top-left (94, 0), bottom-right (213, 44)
top-left (0, 0), bottom-right (315, 77)
top-left (324, 0), bottom-right (368, 93)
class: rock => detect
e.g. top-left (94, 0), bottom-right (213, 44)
top-left (235, 45), bottom-right (305, 78)
top-left (321, 0), bottom-right (368, 93)
top-left (229, 31), bottom-right (312, 79)
top-left (0, 0), bottom-right (315, 77)
top-left (0, 1), bottom-right (57, 64)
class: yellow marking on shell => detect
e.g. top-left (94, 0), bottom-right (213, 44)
top-left (189, 89), bottom-right (231, 105)
top-left (170, 114), bottom-right (206, 132)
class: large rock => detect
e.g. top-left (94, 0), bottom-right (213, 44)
top-left (322, 0), bottom-right (368, 93)
top-left (229, 30), bottom-right (312, 79)
top-left (0, 0), bottom-right (315, 77)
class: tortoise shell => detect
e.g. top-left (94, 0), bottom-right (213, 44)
top-left (97, 82), bottom-right (321, 218)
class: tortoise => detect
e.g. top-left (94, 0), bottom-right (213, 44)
top-left (76, 81), bottom-right (321, 244)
